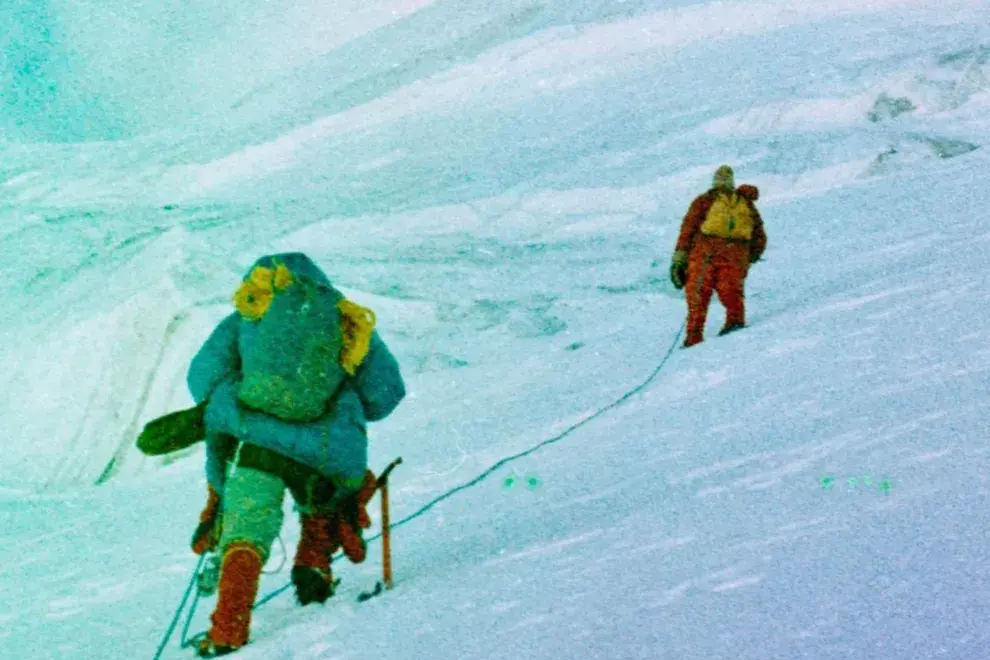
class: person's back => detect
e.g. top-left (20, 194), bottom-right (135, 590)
top-left (186, 252), bottom-right (405, 656)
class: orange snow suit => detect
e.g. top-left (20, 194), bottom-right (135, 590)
top-left (674, 184), bottom-right (766, 347)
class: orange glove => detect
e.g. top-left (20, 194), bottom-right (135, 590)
top-left (334, 470), bottom-right (377, 564)
top-left (191, 484), bottom-right (222, 555)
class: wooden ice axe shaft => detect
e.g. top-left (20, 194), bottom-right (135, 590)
top-left (376, 457), bottom-right (402, 590)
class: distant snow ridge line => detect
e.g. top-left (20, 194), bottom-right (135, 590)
top-left (95, 311), bottom-right (190, 485)
top-left (704, 43), bottom-right (990, 135)
top-left (703, 42), bottom-right (985, 181)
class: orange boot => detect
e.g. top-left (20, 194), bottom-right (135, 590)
top-left (198, 542), bottom-right (263, 657)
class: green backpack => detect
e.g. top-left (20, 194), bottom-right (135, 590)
top-left (236, 271), bottom-right (351, 423)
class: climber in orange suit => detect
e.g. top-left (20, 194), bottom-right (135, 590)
top-left (669, 165), bottom-right (767, 348)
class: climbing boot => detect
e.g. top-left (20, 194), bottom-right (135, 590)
top-left (718, 322), bottom-right (745, 337)
top-left (291, 565), bottom-right (337, 606)
top-left (196, 638), bottom-right (236, 657)
top-left (202, 542), bottom-right (263, 653)
top-left (293, 514), bottom-right (336, 605)
top-left (682, 330), bottom-right (704, 349)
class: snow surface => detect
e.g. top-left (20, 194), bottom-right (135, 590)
top-left (2, 0), bottom-right (990, 658)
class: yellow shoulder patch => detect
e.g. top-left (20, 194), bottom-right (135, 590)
top-left (273, 263), bottom-right (294, 291)
top-left (233, 262), bottom-right (295, 321)
top-left (338, 299), bottom-right (377, 375)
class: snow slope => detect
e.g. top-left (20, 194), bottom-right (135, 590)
top-left (1, 0), bottom-right (989, 658)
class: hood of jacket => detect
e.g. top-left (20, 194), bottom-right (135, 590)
top-left (242, 252), bottom-right (333, 287)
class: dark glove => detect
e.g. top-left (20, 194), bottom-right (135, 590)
top-left (670, 250), bottom-right (688, 290)
top-left (191, 484), bottom-right (222, 555)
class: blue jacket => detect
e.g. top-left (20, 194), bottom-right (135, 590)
top-left (186, 253), bottom-right (405, 493)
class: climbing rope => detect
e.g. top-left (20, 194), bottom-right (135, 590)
top-left (155, 320), bottom-right (686, 658)
top-left (263, 535), bottom-right (288, 576)
top-left (153, 553), bottom-right (206, 659)
top-left (386, 319), bottom-right (686, 531)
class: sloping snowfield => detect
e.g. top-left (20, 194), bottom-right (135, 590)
top-left (1, 0), bottom-right (989, 658)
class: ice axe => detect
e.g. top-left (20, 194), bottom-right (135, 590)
top-left (358, 457), bottom-right (403, 601)
top-left (376, 457), bottom-right (402, 590)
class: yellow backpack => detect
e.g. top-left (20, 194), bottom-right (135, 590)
top-left (700, 192), bottom-right (754, 240)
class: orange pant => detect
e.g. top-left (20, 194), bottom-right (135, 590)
top-left (685, 235), bottom-right (750, 343)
